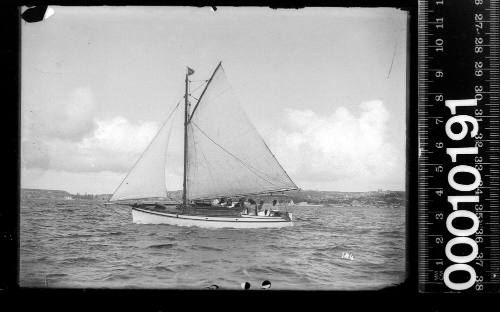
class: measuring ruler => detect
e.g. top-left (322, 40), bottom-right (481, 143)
top-left (418, 0), bottom-right (499, 292)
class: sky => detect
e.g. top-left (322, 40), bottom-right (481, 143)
top-left (21, 6), bottom-right (408, 194)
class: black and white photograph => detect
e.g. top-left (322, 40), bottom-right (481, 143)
top-left (20, 6), bottom-right (408, 290)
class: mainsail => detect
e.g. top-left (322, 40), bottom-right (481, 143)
top-left (111, 63), bottom-right (298, 202)
top-left (186, 64), bottom-right (298, 200)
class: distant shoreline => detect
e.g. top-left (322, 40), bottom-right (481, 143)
top-left (20, 188), bottom-right (405, 206)
top-left (20, 187), bottom-right (405, 195)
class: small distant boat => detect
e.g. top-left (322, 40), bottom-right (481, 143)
top-left (109, 62), bottom-right (299, 228)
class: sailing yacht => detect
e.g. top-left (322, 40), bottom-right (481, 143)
top-left (109, 62), bottom-right (299, 228)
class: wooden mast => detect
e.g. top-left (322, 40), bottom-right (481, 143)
top-left (183, 68), bottom-right (189, 206)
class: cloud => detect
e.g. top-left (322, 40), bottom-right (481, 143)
top-left (22, 116), bottom-right (162, 173)
top-left (80, 116), bottom-right (159, 157)
top-left (21, 105), bottom-right (187, 192)
top-left (52, 87), bottom-right (98, 140)
top-left (21, 86), bottom-right (182, 174)
top-left (21, 139), bottom-right (51, 170)
top-left (24, 87), bottom-right (98, 141)
top-left (21, 90), bottom-right (404, 192)
top-left (270, 100), bottom-right (404, 189)
top-left (21, 83), bottom-right (186, 180)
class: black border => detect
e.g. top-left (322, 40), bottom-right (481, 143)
top-left (2, 1), bottom-right (499, 310)
top-left (1, 3), bottom-right (21, 296)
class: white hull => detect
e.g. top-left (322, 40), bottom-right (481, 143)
top-left (132, 207), bottom-right (293, 229)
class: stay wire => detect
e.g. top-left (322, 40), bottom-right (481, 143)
top-left (190, 122), bottom-right (283, 189)
top-left (110, 97), bottom-right (183, 201)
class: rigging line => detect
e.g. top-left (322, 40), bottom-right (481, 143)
top-left (189, 79), bottom-right (210, 83)
top-left (167, 197), bottom-right (182, 204)
top-left (191, 87), bottom-right (231, 111)
top-left (222, 72), bottom-right (297, 188)
top-left (197, 128), bottom-right (289, 189)
top-left (192, 123), bottom-right (281, 189)
top-left (210, 86), bottom-right (230, 101)
top-left (208, 69), bottom-right (294, 187)
top-left (110, 99), bottom-right (182, 201)
top-left (191, 86), bottom-right (232, 117)
top-left (189, 81), bottom-right (208, 94)
top-left (211, 122), bottom-right (292, 186)
top-left (249, 126), bottom-right (298, 188)
top-left (188, 61), bottom-right (222, 123)
top-left (201, 123), bottom-right (291, 187)
top-left (163, 103), bottom-right (180, 194)
top-left (191, 125), bottom-right (221, 198)
top-left (191, 187), bottom-right (299, 201)
top-left (187, 124), bottom-right (199, 199)
top-left (208, 74), bottom-right (295, 187)
top-left (190, 72), bottom-right (291, 186)
top-left (191, 122), bottom-right (283, 189)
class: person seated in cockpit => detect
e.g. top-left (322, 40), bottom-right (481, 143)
top-left (219, 197), bottom-right (227, 207)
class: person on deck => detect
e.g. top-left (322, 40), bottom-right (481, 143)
top-left (248, 199), bottom-right (257, 215)
top-left (239, 198), bottom-right (247, 214)
top-left (258, 200), bottom-right (264, 215)
top-left (220, 198), bottom-right (227, 207)
top-left (266, 199), bottom-right (278, 216)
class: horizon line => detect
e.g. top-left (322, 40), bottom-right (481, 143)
top-left (20, 187), bottom-right (406, 195)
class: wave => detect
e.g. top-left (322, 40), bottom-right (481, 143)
top-left (154, 266), bottom-right (175, 273)
top-left (265, 244), bottom-right (284, 251)
top-left (191, 245), bottom-right (225, 252)
top-left (147, 243), bottom-right (176, 249)
top-left (354, 228), bottom-right (373, 234)
top-left (238, 265), bottom-right (299, 276)
top-left (174, 264), bottom-right (196, 270)
top-left (65, 233), bottom-right (94, 238)
top-left (310, 251), bottom-right (332, 259)
top-left (61, 256), bottom-right (98, 264)
top-left (102, 274), bottom-right (133, 281)
top-left (315, 245), bottom-right (341, 252)
top-left (20, 200), bottom-right (406, 290)
top-left (376, 230), bottom-right (404, 237)
top-left (201, 258), bottom-right (231, 264)
top-left (106, 231), bottom-right (125, 236)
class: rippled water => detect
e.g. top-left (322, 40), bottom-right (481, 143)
top-left (20, 199), bottom-right (406, 290)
